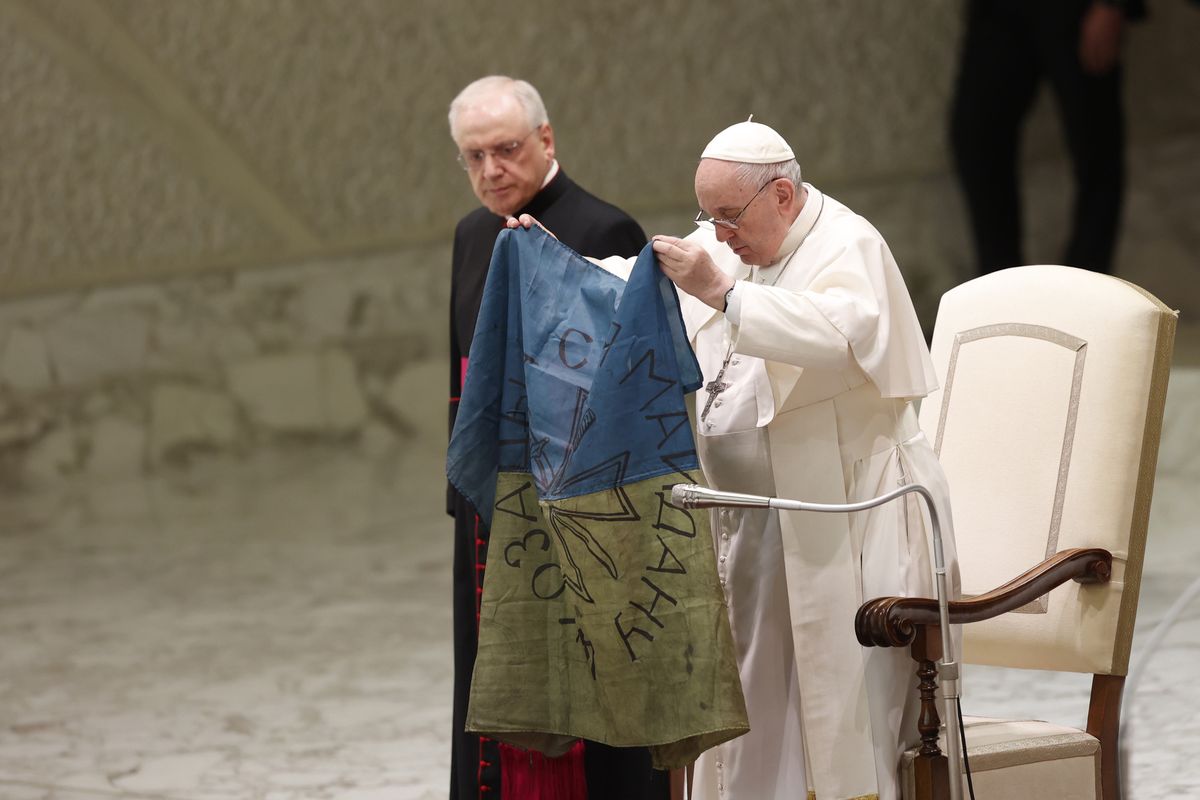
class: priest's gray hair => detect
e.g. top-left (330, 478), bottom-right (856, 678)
top-left (448, 76), bottom-right (550, 141)
top-left (733, 159), bottom-right (804, 192)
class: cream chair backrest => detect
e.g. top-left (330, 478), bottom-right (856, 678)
top-left (919, 266), bottom-right (1176, 676)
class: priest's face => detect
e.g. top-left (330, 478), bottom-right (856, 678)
top-left (694, 159), bottom-right (795, 266)
top-left (452, 92), bottom-right (556, 217)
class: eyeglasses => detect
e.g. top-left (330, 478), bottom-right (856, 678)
top-left (456, 128), bottom-right (539, 172)
top-left (694, 178), bottom-right (779, 231)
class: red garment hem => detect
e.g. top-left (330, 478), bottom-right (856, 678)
top-left (501, 741), bottom-right (588, 800)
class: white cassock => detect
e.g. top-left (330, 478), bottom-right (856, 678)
top-left (594, 183), bottom-right (959, 800)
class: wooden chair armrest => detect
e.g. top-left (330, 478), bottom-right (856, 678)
top-left (855, 546), bottom-right (1112, 648)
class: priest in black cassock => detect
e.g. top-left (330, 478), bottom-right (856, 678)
top-left (446, 75), bottom-right (654, 800)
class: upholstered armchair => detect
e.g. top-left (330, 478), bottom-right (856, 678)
top-left (857, 265), bottom-right (1178, 799)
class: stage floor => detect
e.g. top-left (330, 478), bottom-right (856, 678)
top-left (1, 352), bottom-right (1197, 800)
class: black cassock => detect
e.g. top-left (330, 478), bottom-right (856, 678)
top-left (448, 169), bottom-right (663, 800)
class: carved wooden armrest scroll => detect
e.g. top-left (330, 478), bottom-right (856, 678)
top-left (855, 547), bottom-right (1113, 648)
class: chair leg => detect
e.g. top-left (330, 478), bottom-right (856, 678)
top-left (913, 754), bottom-right (951, 800)
top-left (910, 628), bottom-right (951, 800)
top-left (1086, 673), bottom-right (1125, 800)
top-left (914, 655), bottom-right (951, 800)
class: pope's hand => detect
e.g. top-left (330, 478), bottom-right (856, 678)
top-left (652, 235), bottom-right (736, 311)
top-left (505, 214), bottom-right (558, 239)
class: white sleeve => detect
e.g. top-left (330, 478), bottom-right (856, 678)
top-left (585, 255), bottom-right (635, 281)
top-left (730, 261), bottom-right (863, 373)
top-left (733, 230), bottom-right (936, 399)
top-left (720, 230), bottom-right (902, 371)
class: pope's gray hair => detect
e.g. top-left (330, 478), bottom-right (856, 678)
top-left (448, 76), bottom-right (549, 141)
top-left (733, 159), bottom-right (803, 192)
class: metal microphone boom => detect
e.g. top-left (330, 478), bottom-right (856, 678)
top-left (671, 482), bottom-right (963, 800)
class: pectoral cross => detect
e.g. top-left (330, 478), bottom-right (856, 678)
top-left (700, 367), bottom-right (731, 422)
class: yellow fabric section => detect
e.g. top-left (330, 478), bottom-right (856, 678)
top-left (466, 470), bottom-right (749, 770)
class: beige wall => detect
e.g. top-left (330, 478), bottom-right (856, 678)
top-left (2, 0), bottom-right (1198, 481)
top-left (3, 0), bottom-right (1199, 297)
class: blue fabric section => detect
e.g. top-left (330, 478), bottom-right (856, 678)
top-left (446, 226), bottom-right (702, 527)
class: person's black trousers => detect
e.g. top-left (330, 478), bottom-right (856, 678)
top-left (950, 0), bottom-right (1125, 275)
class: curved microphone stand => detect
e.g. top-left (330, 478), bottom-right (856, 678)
top-left (672, 483), bottom-right (963, 800)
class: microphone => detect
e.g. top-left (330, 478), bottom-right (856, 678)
top-left (671, 481), bottom-right (964, 800)
top-left (671, 484), bottom-right (771, 509)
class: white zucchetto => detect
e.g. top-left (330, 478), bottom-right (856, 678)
top-left (700, 120), bottom-right (795, 164)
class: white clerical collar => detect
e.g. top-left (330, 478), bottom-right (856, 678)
top-left (771, 183), bottom-right (823, 264)
top-left (540, 160), bottom-right (560, 189)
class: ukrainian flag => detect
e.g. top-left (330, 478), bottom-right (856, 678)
top-left (447, 226), bottom-right (748, 769)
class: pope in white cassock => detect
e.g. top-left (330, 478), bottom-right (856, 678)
top-left (510, 121), bottom-right (960, 800)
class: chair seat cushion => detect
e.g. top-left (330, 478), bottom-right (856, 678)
top-left (901, 716), bottom-right (1101, 799)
